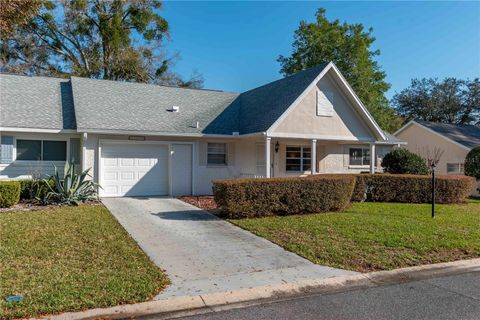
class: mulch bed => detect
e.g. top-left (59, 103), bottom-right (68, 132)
top-left (0, 202), bottom-right (56, 213)
top-left (0, 200), bottom-right (102, 213)
top-left (177, 195), bottom-right (223, 215)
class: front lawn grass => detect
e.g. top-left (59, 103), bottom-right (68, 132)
top-left (0, 204), bottom-right (169, 319)
top-left (230, 201), bottom-right (480, 272)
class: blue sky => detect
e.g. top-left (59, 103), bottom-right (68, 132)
top-left (161, 1), bottom-right (480, 99)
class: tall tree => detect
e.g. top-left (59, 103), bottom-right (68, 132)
top-left (278, 8), bottom-right (401, 132)
top-left (0, 0), bottom-right (42, 36)
top-left (0, 0), bottom-right (203, 88)
top-left (392, 78), bottom-right (480, 125)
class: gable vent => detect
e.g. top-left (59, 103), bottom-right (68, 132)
top-left (167, 106), bottom-right (180, 112)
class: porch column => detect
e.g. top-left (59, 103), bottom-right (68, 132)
top-left (311, 139), bottom-right (317, 174)
top-left (369, 143), bottom-right (376, 174)
top-left (265, 136), bottom-right (271, 178)
top-left (81, 132), bottom-right (88, 172)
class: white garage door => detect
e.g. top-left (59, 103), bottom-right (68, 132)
top-left (100, 143), bottom-right (169, 197)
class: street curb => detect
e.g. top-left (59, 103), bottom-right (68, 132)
top-left (38, 258), bottom-right (480, 320)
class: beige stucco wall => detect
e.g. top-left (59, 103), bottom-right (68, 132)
top-left (272, 72), bottom-right (375, 140)
top-left (396, 123), bottom-right (469, 174)
top-left (316, 142), bottom-right (391, 174)
top-left (81, 134), bottom-right (395, 195)
top-left (267, 140), bottom-right (393, 176)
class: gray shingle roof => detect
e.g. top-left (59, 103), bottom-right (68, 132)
top-left (71, 77), bottom-right (239, 134)
top-left (415, 120), bottom-right (480, 149)
top-left (1, 64), bottom-right (350, 136)
top-left (0, 73), bottom-right (76, 130)
top-left (238, 64), bottom-right (328, 134)
top-left (71, 64), bottom-right (328, 135)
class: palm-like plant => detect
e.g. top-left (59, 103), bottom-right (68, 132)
top-left (44, 162), bottom-right (99, 205)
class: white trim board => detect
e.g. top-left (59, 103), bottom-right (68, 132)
top-left (79, 128), bottom-right (264, 139)
top-left (329, 63), bottom-right (386, 140)
top-left (0, 127), bottom-right (77, 134)
top-left (269, 132), bottom-right (375, 142)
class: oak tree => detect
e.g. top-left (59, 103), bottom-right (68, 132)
top-left (278, 8), bottom-right (401, 132)
top-left (1, 0), bottom-right (203, 88)
top-left (392, 78), bottom-right (480, 125)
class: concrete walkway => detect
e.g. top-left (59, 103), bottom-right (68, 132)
top-left (102, 197), bottom-right (356, 300)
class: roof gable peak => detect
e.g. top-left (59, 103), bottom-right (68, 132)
top-left (264, 62), bottom-right (386, 140)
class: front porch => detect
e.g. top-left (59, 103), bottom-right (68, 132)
top-left (237, 136), bottom-right (389, 179)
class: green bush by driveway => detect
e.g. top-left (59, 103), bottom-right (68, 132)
top-left (0, 204), bottom-right (168, 319)
top-left (0, 181), bottom-right (20, 208)
top-left (230, 200), bottom-right (480, 272)
top-left (213, 175), bottom-right (355, 218)
top-left (18, 179), bottom-right (55, 201)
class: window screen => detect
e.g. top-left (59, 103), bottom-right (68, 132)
top-left (447, 163), bottom-right (464, 174)
top-left (43, 141), bottom-right (67, 161)
top-left (16, 140), bottom-right (41, 160)
top-left (16, 139), bottom-right (67, 161)
top-left (286, 146), bottom-right (311, 171)
top-left (69, 138), bottom-right (81, 164)
top-left (349, 148), bottom-right (370, 166)
top-left (207, 143), bottom-right (227, 165)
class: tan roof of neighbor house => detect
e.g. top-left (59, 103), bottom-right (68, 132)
top-left (397, 120), bottom-right (480, 149)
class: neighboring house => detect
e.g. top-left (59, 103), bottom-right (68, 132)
top-left (395, 120), bottom-right (480, 175)
top-left (1, 62), bottom-right (402, 197)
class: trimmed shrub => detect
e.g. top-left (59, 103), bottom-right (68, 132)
top-left (465, 146), bottom-right (480, 179)
top-left (0, 181), bottom-right (21, 208)
top-left (213, 175), bottom-right (355, 219)
top-left (350, 174), bottom-right (475, 203)
top-left (17, 179), bottom-right (54, 201)
top-left (18, 180), bottom-right (31, 199)
top-left (381, 148), bottom-right (429, 175)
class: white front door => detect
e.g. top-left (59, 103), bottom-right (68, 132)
top-left (255, 143), bottom-right (266, 177)
top-left (171, 144), bottom-right (193, 196)
top-left (100, 143), bottom-right (169, 197)
top-left (255, 142), bottom-right (274, 178)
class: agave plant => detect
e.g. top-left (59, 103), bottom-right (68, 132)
top-left (44, 162), bottom-right (99, 205)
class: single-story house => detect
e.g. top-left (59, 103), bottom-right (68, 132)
top-left (1, 62), bottom-right (403, 197)
top-left (394, 120), bottom-right (480, 175)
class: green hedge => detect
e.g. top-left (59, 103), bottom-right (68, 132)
top-left (0, 181), bottom-right (21, 208)
top-left (350, 174), bottom-right (475, 203)
top-left (465, 146), bottom-right (480, 179)
top-left (17, 179), bottom-right (54, 201)
top-left (213, 175), bottom-right (355, 219)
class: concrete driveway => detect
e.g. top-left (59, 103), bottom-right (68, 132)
top-left (102, 197), bottom-right (356, 300)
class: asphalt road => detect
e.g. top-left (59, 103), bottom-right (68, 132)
top-left (172, 271), bottom-right (480, 320)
